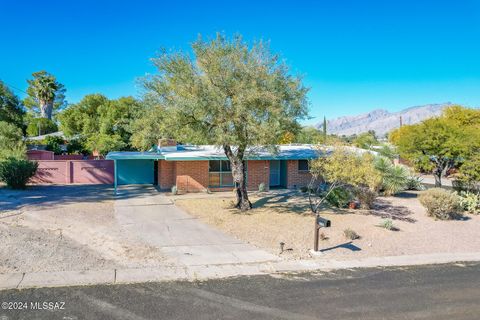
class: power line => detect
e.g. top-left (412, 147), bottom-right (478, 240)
top-left (1, 81), bottom-right (28, 95)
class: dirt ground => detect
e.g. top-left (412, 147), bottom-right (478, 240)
top-left (174, 190), bottom-right (480, 260)
top-left (0, 185), bottom-right (168, 273)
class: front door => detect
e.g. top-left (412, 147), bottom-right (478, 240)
top-left (270, 160), bottom-right (280, 187)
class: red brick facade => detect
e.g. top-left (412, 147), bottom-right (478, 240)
top-left (286, 160), bottom-right (312, 189)
top-left (247, 160), bottom-right (270, 191)
top-left (156, 159), bottom-right (311, 193)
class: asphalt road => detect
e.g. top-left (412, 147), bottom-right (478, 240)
top-left (1, 262), bottom-right (480, 320)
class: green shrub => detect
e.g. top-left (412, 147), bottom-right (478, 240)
top-left (375, 157), bottom-right (409, 195)
top-left (354, 187), bottom-right (377, 209)
top-left (258, 183), bottom-right (266, 192)
top-left (44, 136), bottom-right (64, 155)
top-left (326, 187), bottom-right (353, 208)
top-left (0, 121), bottom-right (26, 159)
top-left (419, 188), bottom-right (462, 220)
top-left (26, 118), bottom-right (58, 137)
top-left (0, 158), bottom-right (38, 189)
top-left (406, 175), bottom-right (426, 191)
top-left (344, 228), bottom-right (360, 240)
top-left (458, 191), bottom-right (480, 214)
top-left (66, 138), bottom-right (88, 155)
top-left (378, 218), bottom-right (395, 230)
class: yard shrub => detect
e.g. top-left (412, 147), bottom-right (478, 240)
top-left (378, 218), bottom-right (395, 231)
top-left (374, 157), bottom-right (409, 195)
top-left (418, 188), bottom-right (462, 220)
top-left (344, 228), bottom-right (360, 240)
top-left (0, 158), bottom-right (38, 189)
top-left (406, 175), bottom-right (426, 191)
top-left (326, 187), bottom-right (353, 208)
top-left (458, 191), bottom-right (480, 214)
top-left (354, 187), bottom-right (377, 209)
top-left (258, 183), bottom-right (266, 192)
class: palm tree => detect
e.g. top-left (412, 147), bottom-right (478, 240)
top-left (25, 71), bottom-right (66, 120)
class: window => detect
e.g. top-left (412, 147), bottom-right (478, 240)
top-left (209, 160), bottom-right (233, 187)
top-left (298, 160), bottom-right (309, 172)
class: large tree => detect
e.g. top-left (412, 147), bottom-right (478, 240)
top-left (390, 106), bottom-right (480, 187)
top-left (24, 71), bottom-right (66, 119)
top-left (59, 94), bottom-right (142, 155)
top-left (142, 34), bottom-right (308, 210)
top-left (0, 81), bottom-right (25, 129)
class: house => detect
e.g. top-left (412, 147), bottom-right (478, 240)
top-left (106, 142), bottom-right (324, 193)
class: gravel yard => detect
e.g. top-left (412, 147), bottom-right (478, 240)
top-left (174, 190), bottom-right (480, 260)
top-left (0, 185), bottom-right (169, 273)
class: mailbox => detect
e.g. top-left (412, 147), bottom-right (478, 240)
top-left (314, 215), bottom-right (331, 252)
top-left (316, 216), bottom-right (331, 228)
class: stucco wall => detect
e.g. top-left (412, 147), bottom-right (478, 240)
top-left (30, 160), bottom-right (114, 185)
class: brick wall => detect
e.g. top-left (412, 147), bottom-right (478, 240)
top-left (175, 161), bottom-right (209, 192)
top-left (286, 160), bottom-right (312, 189)
top-left (158, 160), bottom-right (175, 190)
top-left (247, 160), bottom-right (270, 191)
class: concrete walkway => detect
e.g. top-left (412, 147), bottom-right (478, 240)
top-left (113, 185), bottom-right (279, 266)
top-left (2, 252), bottom-right (480, 290)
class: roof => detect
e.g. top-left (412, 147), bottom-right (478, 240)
top-left (26, 131), bottom-right (67, 141)
top-left (106, 144), bottom-right (376, 161)
top-left (107, 145), bottom-right (321, 161)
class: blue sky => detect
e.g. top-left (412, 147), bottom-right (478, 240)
top-left (1, 0), bottom-right (479, 125)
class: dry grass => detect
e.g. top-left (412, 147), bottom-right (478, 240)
top-left (175, 190), bottom-right (480, 260)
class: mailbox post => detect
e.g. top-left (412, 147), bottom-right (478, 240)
top-left (314, 214), bottom-right (331, 252)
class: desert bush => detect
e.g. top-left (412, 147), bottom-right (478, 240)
top-left (419, 188), bottom-right (461, 220)
top-left (0, 158), bottom-right (38, 189)
top-left (375, 157), bottom-right (409, 195)
top-left (258, 183), bottom-right (266, 192)
top-left (378, 218), bottom-right (395, 230)
top-left (458, 191), bottom-right (480, 214)
top-left (344, 228), bottom-right (360, 240)
top-left (326, 187), bottom-right (353, 208)
top-left (406, 175), bottom-right (426, 191)
top-left (354, 187), bottom-right (377, 209)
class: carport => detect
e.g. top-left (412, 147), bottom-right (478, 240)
top-left (106, 152), bottom-right (165, 193)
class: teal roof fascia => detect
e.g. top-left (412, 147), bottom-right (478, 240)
top-left (106, 152), bottom-right (165, 160)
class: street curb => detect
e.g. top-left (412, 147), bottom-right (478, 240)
top-left (1, 252), bottom-right (480, 290)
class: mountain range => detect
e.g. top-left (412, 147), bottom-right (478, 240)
top-left (317, 103), bottom-right (454, 137)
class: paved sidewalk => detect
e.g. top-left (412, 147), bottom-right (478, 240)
top-left (2, 252), bottom-right (480, 290)
top-left (114, 185), bottom-right (278, 265)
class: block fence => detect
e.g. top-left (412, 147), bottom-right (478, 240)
top-left (31, 160), bottom-right (114, 185)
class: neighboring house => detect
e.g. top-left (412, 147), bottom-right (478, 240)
top-left (106, 142), bottom-right (322, 193)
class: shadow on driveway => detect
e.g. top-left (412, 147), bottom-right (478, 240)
top-left (0, 185), bottom-right (155, 212)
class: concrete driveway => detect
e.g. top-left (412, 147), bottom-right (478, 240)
top-left (114, 186), bottom-right (278, 266)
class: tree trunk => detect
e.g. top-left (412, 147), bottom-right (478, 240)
top-left (434, 166), bottom-right (442, 188)
top-left (224, 145), bottom-right (252, 211)
top-left (39, 100), bottom-right (53, 119)
top-left (39, 101), bottom-right (48, 118)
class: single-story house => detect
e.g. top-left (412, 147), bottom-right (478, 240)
top-left (106, 142), bottom-right (326, 193)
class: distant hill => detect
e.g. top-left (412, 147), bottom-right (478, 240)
top-left (318, 103), bottom-right (454, 137)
